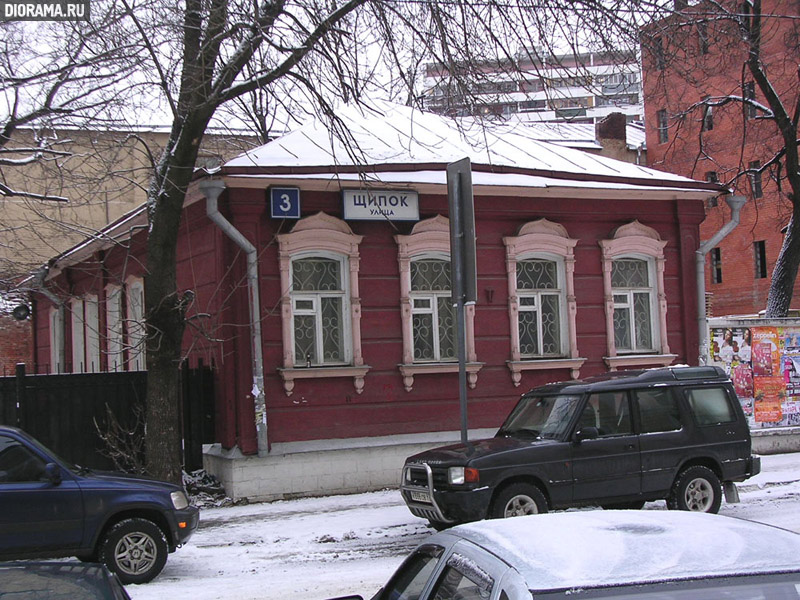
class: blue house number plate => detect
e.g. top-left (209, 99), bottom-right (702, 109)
top-left (270, 187), bottom-right (301, 219)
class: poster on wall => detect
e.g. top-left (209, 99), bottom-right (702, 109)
top-left (709, 327), bottom-right (752, 374)
top-left (753, 376), bottom-right (784, 423)
top-left (752, 327), bottom-right (780, 377)
top-left (710, 326), bottom-right (757, 427)
top-left (709, 323), bottom-right (800, 429)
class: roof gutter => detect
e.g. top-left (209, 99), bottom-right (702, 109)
top-left (697, 195), bottom-right (746, 365)
top-left (198, 179), bottom-right (268, 456)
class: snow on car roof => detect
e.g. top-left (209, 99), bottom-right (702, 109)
top-left (449, 511), bottom-right (800, 591)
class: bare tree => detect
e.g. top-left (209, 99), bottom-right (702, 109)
top-left (641, 0), bottom-right (800, 316)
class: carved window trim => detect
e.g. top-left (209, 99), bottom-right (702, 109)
top-left (503, 219), bottom-right (584, 385)
top-left (277, 212), bottom-right (369, 396)
top-left (395, 215), bottom-right (481, 392)
top-left (599, 220), bottom-right (676, 371)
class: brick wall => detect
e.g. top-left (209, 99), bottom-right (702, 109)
top-left (641, 0), bottom-right (799, 316)
top-left (0, 314), bottom-right (33, 376)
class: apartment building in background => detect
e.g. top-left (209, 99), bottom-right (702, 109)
top-left (422, 49), bottom-right (643, 124)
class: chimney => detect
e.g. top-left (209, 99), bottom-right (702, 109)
top-left (596, 112), bottom-right (627, 143)
top-left (595, 112), bottom-right (628, 161)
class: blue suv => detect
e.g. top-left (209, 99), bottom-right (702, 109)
top-left (0, 425), bottom-right (199, 584)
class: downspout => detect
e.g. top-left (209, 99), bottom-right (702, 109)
top-left (199, 179), bottom-right (268, 456)
top-left (697, 195), bottom-right (746, 365)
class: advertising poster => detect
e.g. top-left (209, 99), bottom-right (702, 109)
top-left (752, 327), bottom-right (780, 376)
top-left (753, 376), bottom-right (785, 423)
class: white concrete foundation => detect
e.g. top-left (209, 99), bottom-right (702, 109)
top-left (203, 429), bottom-right (495, 502)
top-left (752, 427), bottom-right (800, 455)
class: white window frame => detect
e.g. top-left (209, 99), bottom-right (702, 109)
top-left (105, 284), bottom-right (123, 372)
top-left (85, 294), bottom-right (100, 373)
top-left (515, 253), bottom-right (568, 359)
top-left (409, 252), bottom-right (455, 363)
top-left (70, 298), bottom-right (86, 373)
top-left (49, 306), bottom-right (65, 374)
top-left (289, 252), bottom-right (352, 367)
top-left (126, 277), bottom-right (146, 371)
top-left (611, 255), bottom-right (659, 353)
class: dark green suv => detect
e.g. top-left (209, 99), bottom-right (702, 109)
top-left (400, 366), bottom-right (761, 529)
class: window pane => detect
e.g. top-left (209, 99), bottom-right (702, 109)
top-left (437, 297), bottom-right (456, 359)
top-left (519, 296), bottom-right (537, 307)
top-left (517, 260), bottom-right (557, 290)
top-left (380, 548), bottom-right (443, 600)
top-left (321, 297), bottom-right (343, 361)
top-left (541, 295), bottom-right (561, 354)
top-left (614, 307), bottom-right (632, 350)
top-left (293, 258), bottom-right (341, 291)
top-left (611, 259), bottom-right (649, 288)
top-left (413, 298), bottom-right (431, 310)
top-left (294, 315), bottom-right (317, 364)
top-left (635, 389), bottom-right (682, 433)
top-left (413, 314), bottom-right (435, 360)
top-left (633, 292), bottom-right (653, 349)
top-left (432, 565), bottom-right (492, 600)
top-left (519, 310), bottom-right (539, 355)
top-left (411, 259), bottom-right (451, 291)
top-left (294, 299), bottom-right (314, 311)
top-left (687, 387), bottom-right (736, 425)
top-left (0, 436), bottom-right (47, 483)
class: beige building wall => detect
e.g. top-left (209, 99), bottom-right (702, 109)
top-left (1, 128), bottom-right (258, 281)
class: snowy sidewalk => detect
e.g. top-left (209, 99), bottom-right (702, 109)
top-left (128, 451), bottom-right (800, 600)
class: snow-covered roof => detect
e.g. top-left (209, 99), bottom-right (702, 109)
top-left (224, 102), bottom-right (693, 195)
top-left (449, 511), bottom-right (800, 591)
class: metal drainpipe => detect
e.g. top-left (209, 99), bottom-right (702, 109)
top-left (697, 195), bottom-right (746, 365)
top-left (199, 179), bottom-right (268, 456)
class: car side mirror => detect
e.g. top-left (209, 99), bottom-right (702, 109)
top-left (575, 426), bottom-right (599, 443)
top-left (45, 462), bottom-right (62, 485)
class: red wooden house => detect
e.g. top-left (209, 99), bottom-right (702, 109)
top-left (29, 103), bottom-right (720, 500)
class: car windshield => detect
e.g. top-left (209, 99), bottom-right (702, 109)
top-left (497, 394), bottom-right (581, 440)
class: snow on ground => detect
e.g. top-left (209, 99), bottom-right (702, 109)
top-left (127, 453), bottom-right (800, 600)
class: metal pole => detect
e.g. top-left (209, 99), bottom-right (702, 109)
top-left (451, 172), bottom-right (469, 445)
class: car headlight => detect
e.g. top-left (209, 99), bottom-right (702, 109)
top-left (171, 490), bottom-right (190, 510)
top-left (448, 466), bottom-right (479, 485)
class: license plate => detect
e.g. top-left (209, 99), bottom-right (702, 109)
top-left (410, 491), bottom-right (431, 503)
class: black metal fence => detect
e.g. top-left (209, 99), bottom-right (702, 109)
top-left (0, 363), bottom-right (215, 473)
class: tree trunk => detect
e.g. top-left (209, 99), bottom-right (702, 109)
top-left (766, 203), bottom-right (800, 318)
top-left (144, 119), bottom-right (209, 484)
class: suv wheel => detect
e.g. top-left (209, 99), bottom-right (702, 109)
top-left (491, 483), bottom-right (548, 518)
top-left (668, 466), bottom-right (722, 513)
top-left (100, 518), bottom-right (169, 585)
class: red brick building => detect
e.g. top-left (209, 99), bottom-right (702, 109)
top-left (642, 0), bottom-right (800, 316)
top-left (26, 104), bottom-right (718, 500)
top-left (0, 310), bottom-right (32, 376)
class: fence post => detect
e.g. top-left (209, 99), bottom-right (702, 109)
top-left (14, 363), bottom-right (25, 428)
